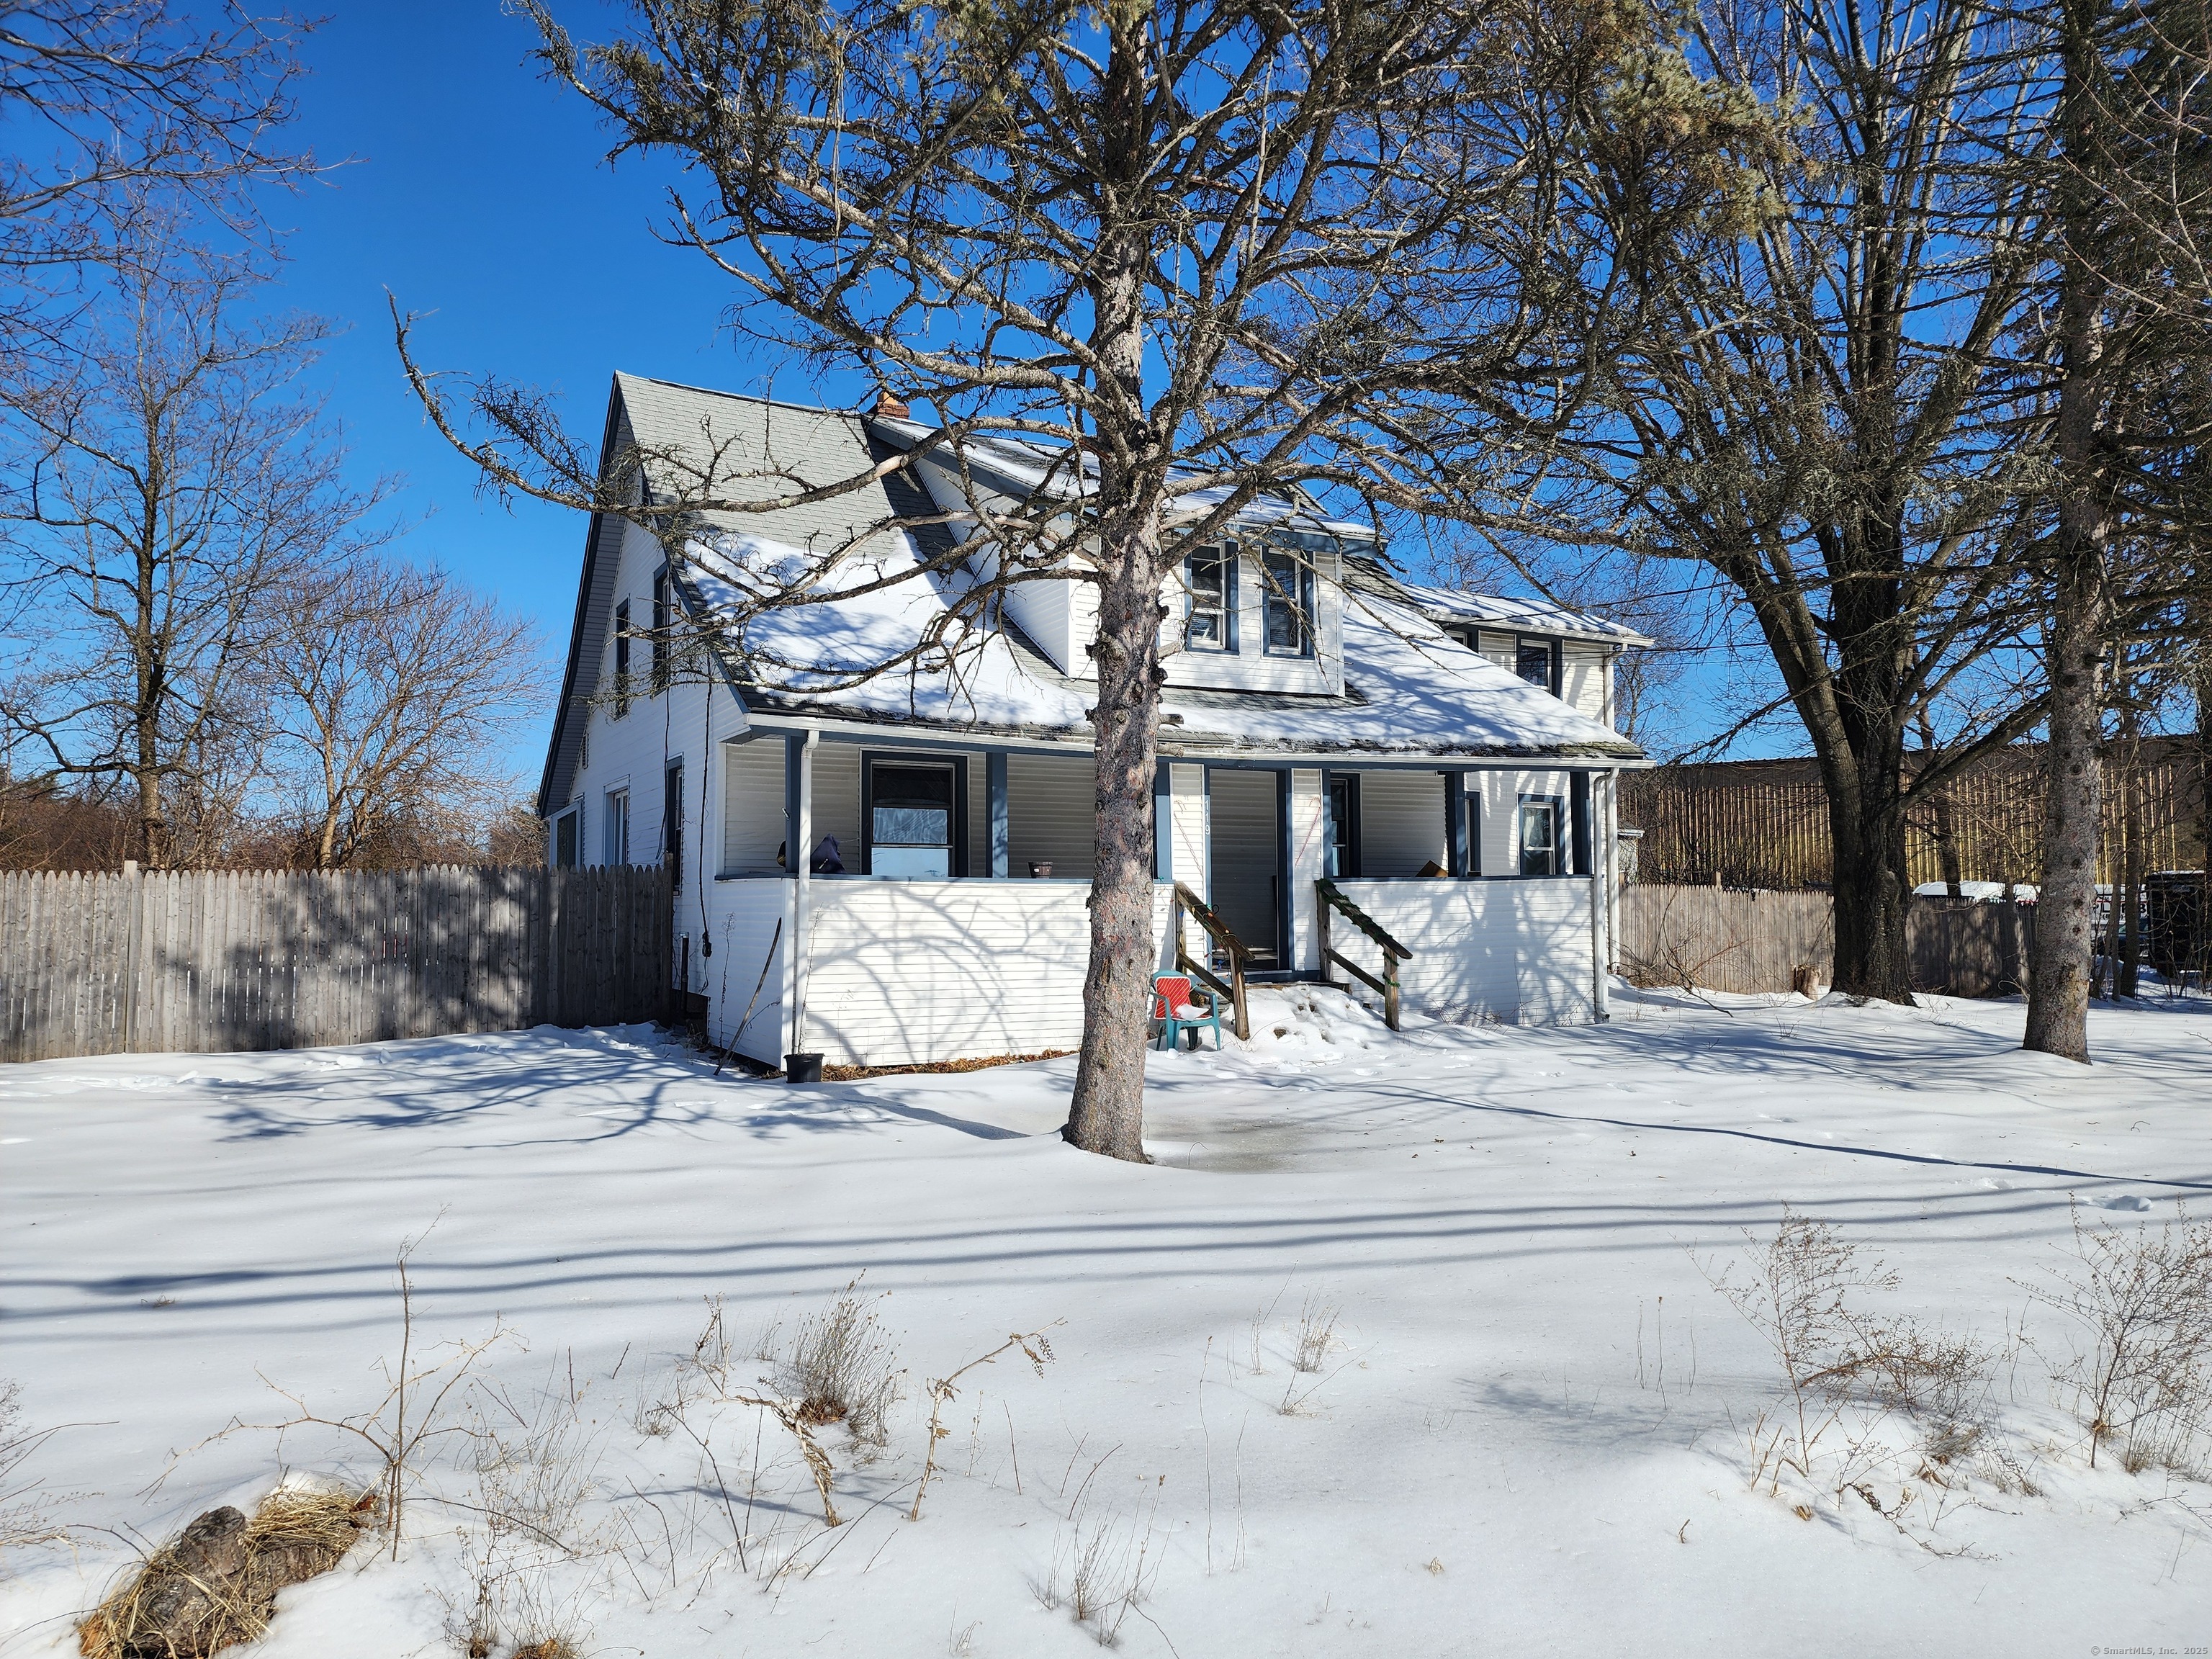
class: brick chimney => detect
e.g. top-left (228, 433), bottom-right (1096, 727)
top-left (871, 391), bottom-right (911, 421)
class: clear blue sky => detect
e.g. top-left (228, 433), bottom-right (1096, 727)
top-left (274, 3), bottom-right (884, 783)
top-left (272, 3), bottom-right (1763, 777)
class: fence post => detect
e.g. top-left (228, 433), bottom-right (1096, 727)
top-left (120, 863), bottom-right (143, 1054)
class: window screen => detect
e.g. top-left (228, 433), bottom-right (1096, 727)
top-left (1516, 639), bottom-right (1554, 690)
top-left (554, 811), bottom-right (577, 868)
top-left (1186, 547), bottom-right (1231, 651)
top-left (1262, 550), bottom-right (1311, 656)
top-left (606, 789), bottom-right (630, 866)
top-left (870, 763), bottom-right (955, 878)
top-left (1518, 796), bottom-right (1560, 876)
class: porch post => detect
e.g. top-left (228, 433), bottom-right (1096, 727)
top-left (1596, 770), bottom-right (1614, 1018)
top-left (989, 752), bottom-right (1011, 878)
top-left (786, 730), bottom-right (817, 1061)
top-left (1151, 760), bottom-right (1170, 880)
top-left (1445, 770), bottom-right (1470, 877)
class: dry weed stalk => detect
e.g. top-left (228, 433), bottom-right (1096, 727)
top-left (1291, 1295), bottom-right (1341, 1375)
top-left (908, 1326), bottom-right (1060, 1522)
top-left (444, 1364), bottom-right (613, 1659)
top-left (2026, 1202), bottom-right (2212, 1473)
top-left (1702, 1210), bottom-right (2010, 1527)
top-left (1051, 1498), bottom-right (1164, 1647)
top-left (1, 1380), bottom-right (89, 1558)
top-left (773, 1278), bottom-right (904, 1447)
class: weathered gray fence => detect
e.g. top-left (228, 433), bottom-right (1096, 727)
top-left (1620, 884), bottom-right (2037, 997)
top-left (0, 865), bottom-right (673, 1062)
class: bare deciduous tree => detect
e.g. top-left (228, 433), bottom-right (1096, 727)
top-left (399, 0), bottom-right (1757, 1159)
top-left (0, 207), bottom-right (388, 868)
top-left (257, 559), bottom-right (547, 871)
top-left (0, 1), bottom-right (317, 332)
top-left (1514, 0), bottom-right (2064, 1003)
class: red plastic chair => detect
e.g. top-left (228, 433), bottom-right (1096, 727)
top-left (1152, 974), bottom-right (1224, 1051)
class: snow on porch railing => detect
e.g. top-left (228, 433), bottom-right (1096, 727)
top-left (1170, 881), bottom-right (1253, 1041)
top-left (1316, 878), bottom-right (1415, 1030)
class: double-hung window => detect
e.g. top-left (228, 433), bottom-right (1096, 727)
top-left (553, 809), bottom-right (577, 868)
top-left (868, 761), bottom-right (957, 877)
top-left (1262, 549), bottom-right (1313, 657)
top-left (1515, 638), bottom-right (1555, 691)
top-left (1517, 794), bottom-right (1563, 876)
top-left (612, 599), bottom-right (633, 718)
top-left (1186, 547), bottom-right (1232, 651)
top-left (605, 788), bottom-right (631, 866)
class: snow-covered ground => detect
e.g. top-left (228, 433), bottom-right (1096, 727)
top-left (3, 984), bottom-right (2208, 1658)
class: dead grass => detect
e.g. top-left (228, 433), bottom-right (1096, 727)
top-left (1, 1380), bottom-right (83, 1559)
top-left (78, 1485), bottom-right (371, 1659)
top-left (773, 1281), bottom-right (904, 1447)
top-left (819, 1050), bottom-right (1073, 1082)
top-left (2027, 1202), bottom-right (2212, 1475)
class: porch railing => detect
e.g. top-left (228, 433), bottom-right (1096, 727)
top-left (1171, 881), bottom-right (1252, 1040)
top-left (1316, 878), bottom-right (1414, 1030)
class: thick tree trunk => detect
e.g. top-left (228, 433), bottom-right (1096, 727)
top-left (1827, 773), bottom-right (1917, 1002)
top-left (1064, 5), bottom-right (1163, 1164)
top-left (1065, 482), bottom-right (1166, 1162)
top-left (2025, 7), bottom-right (2110, 1061)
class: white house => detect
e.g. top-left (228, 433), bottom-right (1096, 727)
top-left (538, 373), bottom-right (1650, 1068)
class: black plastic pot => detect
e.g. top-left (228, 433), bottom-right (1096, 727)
top-left (784, 1052), bottom-right (824, 1083)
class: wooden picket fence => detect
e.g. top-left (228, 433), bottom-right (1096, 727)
top-left (1620, 884), bottom-right (2038, 997)
top-left (0, 864), bottom-right (673, 1062)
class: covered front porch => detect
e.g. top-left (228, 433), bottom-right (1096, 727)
top-left (702, 726), bottom-right (1620, 1068)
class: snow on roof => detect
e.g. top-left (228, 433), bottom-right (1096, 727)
top-left (686, 527), bottom-right (1637, 760)
top-left (867, 414), bottom-right (1378, 542)
top-left (687, 529), bottom-right (1090, 733)
top-left (1161, 586), bottom-right (1637, 757)
top-left (1391, 577), bottom-right (1653, 646)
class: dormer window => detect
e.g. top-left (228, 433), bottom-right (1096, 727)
top-left (1516, 637), bottom-right (1556, 691)
top-left (1186, 547), bottom-right (1233, 652)
top-left (1262, 549), bottom-right (1313, 657)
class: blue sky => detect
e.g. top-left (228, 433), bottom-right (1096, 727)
top-left (275, 3), bottom-right (886, 782)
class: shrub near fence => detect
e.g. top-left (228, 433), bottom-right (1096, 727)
top-left (1619, 884), bottom-right (2038, 997)
top-left (0, 864), bottom-right (673, 1062)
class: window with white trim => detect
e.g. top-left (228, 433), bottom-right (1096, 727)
top-left (605, 788), bottom-right (630, 866)
top-left (1517, 794), bottom-right (1562, 876)
top-left (1261, 549), bottom-right (1313, 656)
top-left (1185, 546), bottom-right (1232, 652)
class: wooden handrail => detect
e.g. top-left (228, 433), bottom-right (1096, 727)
top-left (1316, 878), bottom-right (1413, 1030)
top-left (1172, 881), bottom-right (1251, 1040)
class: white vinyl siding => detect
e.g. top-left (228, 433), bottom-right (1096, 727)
top-left (1331, 877), bottom-right (1596, 1025)
top-left (1560, 642), bottom-right (1610, 724)
top-left (1168, 763), bottom-right (1208, 891)
top-left (1357, 770), bottom-right (1447, 876)
top-left (752, 882), bottom-right (1178, 1067)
